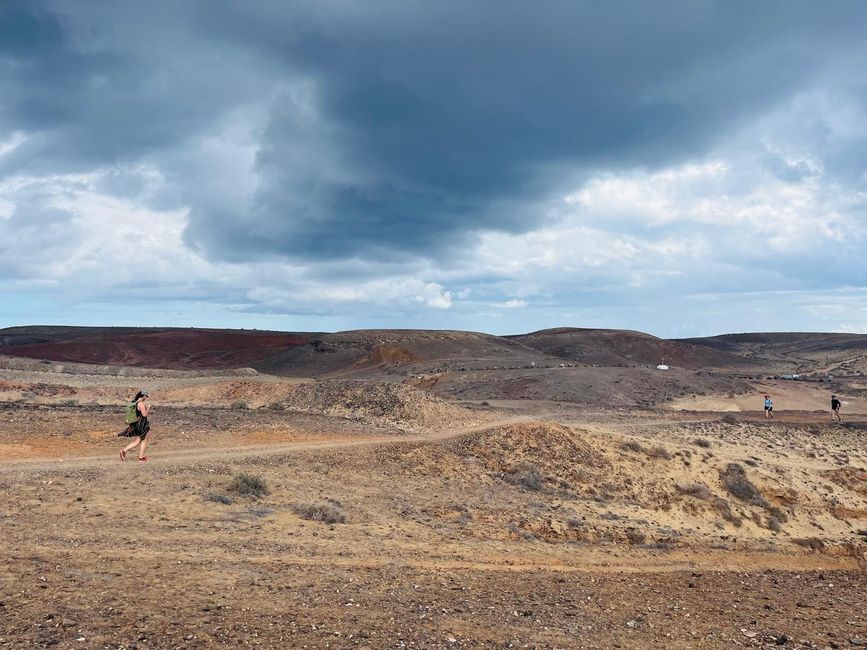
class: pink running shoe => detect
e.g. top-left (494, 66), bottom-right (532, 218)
top-left (119, 449), bottom-right (126, 461)
top-left (138, 456), bottom-right (148, 462)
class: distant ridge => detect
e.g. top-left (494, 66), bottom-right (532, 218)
top-left (682, 331), bottom-right (867, 375)
top-left (4, 325), bottom-right (864, 375)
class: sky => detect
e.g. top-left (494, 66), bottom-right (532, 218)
top-left (1, 1), bottom-right (867, 338)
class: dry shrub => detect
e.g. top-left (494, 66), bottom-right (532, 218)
top-left (625, 528), bottom-right (646, 545)
top-left (230, 400), bottom-right (249, 410)
top-left (767, 505), bottom-right (788, 524)
top-left (676, 482), bottom-right (712, 500)
top-left (712, 497), bottom-right (742, 527)
top-left (621, 440), bottom-right (645, 453)
top-left (721, 463), bottom-right (768, 507)
top-left (227, 472), bottom-right (270, 497)
top-left (721, 414), bottom-right (738, 424)
top-left (293, 501), bottom-right (346, 524)
top-left (203, 492), bottom-right (233, 505)
top-left (649, 446), bottom-right (672, 460)
top-left (504, 462), bottom-right (545, 491)
top-left (693, 438), bottom-right (712, 448)
top-left (767, 516), bottom-right (783, 532)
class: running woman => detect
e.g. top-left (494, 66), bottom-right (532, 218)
top-left (119, 390), bottom-right (151, 461)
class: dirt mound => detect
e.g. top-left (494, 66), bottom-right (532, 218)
top-left (449, 421), bottom-right (607, 479)
top-left (0, 326), bottom-right (307, 369)
top-left (158, 379), bottom-right (308, 408)
top-left (278, 380), bottom-right (476, 430)
top-left (509, 328), bottom-right (751, 369)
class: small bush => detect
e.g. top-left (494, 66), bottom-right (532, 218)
top-left (230, 400), bottom-right (249, 410)
top-left (712, 497), bottom-right (742, 527)
top-left (721, 413), bottom-right (738, 424)
top-left (649, 446), bottom-right (672, 460)
top-left (721, 463), bottom-right (768, 507)
top-left (505, 462), bottom-right (545, 491)
top-left (203, 492), bottom-right (233, 505)
top-left (767, 516), bottom-right (783, 532)
top-left (767, 505), bottom-right (788, 524)
top-left (293, 501), bottom-right (346, 524)
top-left (227, 472), bottom-right (270, 497)
top-left (676, 482), bottom-right (712, 500)
top-left (621, 440), bottom-right (645, 454)
top-left (693, 438), bottom-right (712, 448)
top-left (266, 401), bottom-right (284, 411)
top-left (625, 528), bottom-right (646, 545)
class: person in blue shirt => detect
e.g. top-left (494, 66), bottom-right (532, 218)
top-left (763, 394), bottom-right (774, 419)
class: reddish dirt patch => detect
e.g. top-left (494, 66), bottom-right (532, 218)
top-left (2, 329), bottom-right (307, 369)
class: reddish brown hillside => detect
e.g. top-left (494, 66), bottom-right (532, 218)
top-left (0, 327), bottom-right (307, 369)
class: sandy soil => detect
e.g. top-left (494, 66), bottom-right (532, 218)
top-left (1, 370), bottom-right (866, 649)
top-left (668, 379), bottom-right (867, 414)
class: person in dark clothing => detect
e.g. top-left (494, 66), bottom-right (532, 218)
top-left (119, 390), bottom-right (151, 461)
top-left (831, 395), bottom-right (842, 422)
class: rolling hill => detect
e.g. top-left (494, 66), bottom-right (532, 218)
top-left (508, 327), bottom-right (752, 370)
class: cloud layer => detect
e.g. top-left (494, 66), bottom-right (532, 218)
top-left (2, 1), bottom-right (866, 335)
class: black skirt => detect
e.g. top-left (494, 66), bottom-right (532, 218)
top-left (118, 417), bottom-right (150, 439)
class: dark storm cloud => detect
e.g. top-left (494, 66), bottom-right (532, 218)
top-left (2, 1), bottom-right (867, 263)
top-left (185, 1), bottom-right (867, 261)
top-left (0, 0), bottom-right (269, 175)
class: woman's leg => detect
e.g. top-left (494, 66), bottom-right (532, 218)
top-left (123, 437), bottom-right (141, 453)
top-left (138, 436), bottom-right (148, 459)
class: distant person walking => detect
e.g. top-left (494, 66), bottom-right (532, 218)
top-left (831, 394), bottom-right (842, 422)
top-left (119, 390), bottom-right (151, 461)
top-left (764, 394), bottom-right (774, 419)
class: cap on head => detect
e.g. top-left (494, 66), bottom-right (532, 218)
top-left (140, 390), bottom-right (148, 396)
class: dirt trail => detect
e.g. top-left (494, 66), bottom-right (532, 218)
top-left (0, 415), bottom-right (537, 471)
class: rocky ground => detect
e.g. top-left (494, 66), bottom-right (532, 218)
top-left (0, 368), bottom-right (865, 649)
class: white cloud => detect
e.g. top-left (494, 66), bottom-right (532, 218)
top-left (0, 132), bottom-right (26, 158)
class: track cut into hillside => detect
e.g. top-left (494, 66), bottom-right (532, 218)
top-left (276, 379), bottom-right (485, 431)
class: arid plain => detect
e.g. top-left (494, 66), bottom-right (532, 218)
top-left (1, 327), bottom-right (865, 649)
